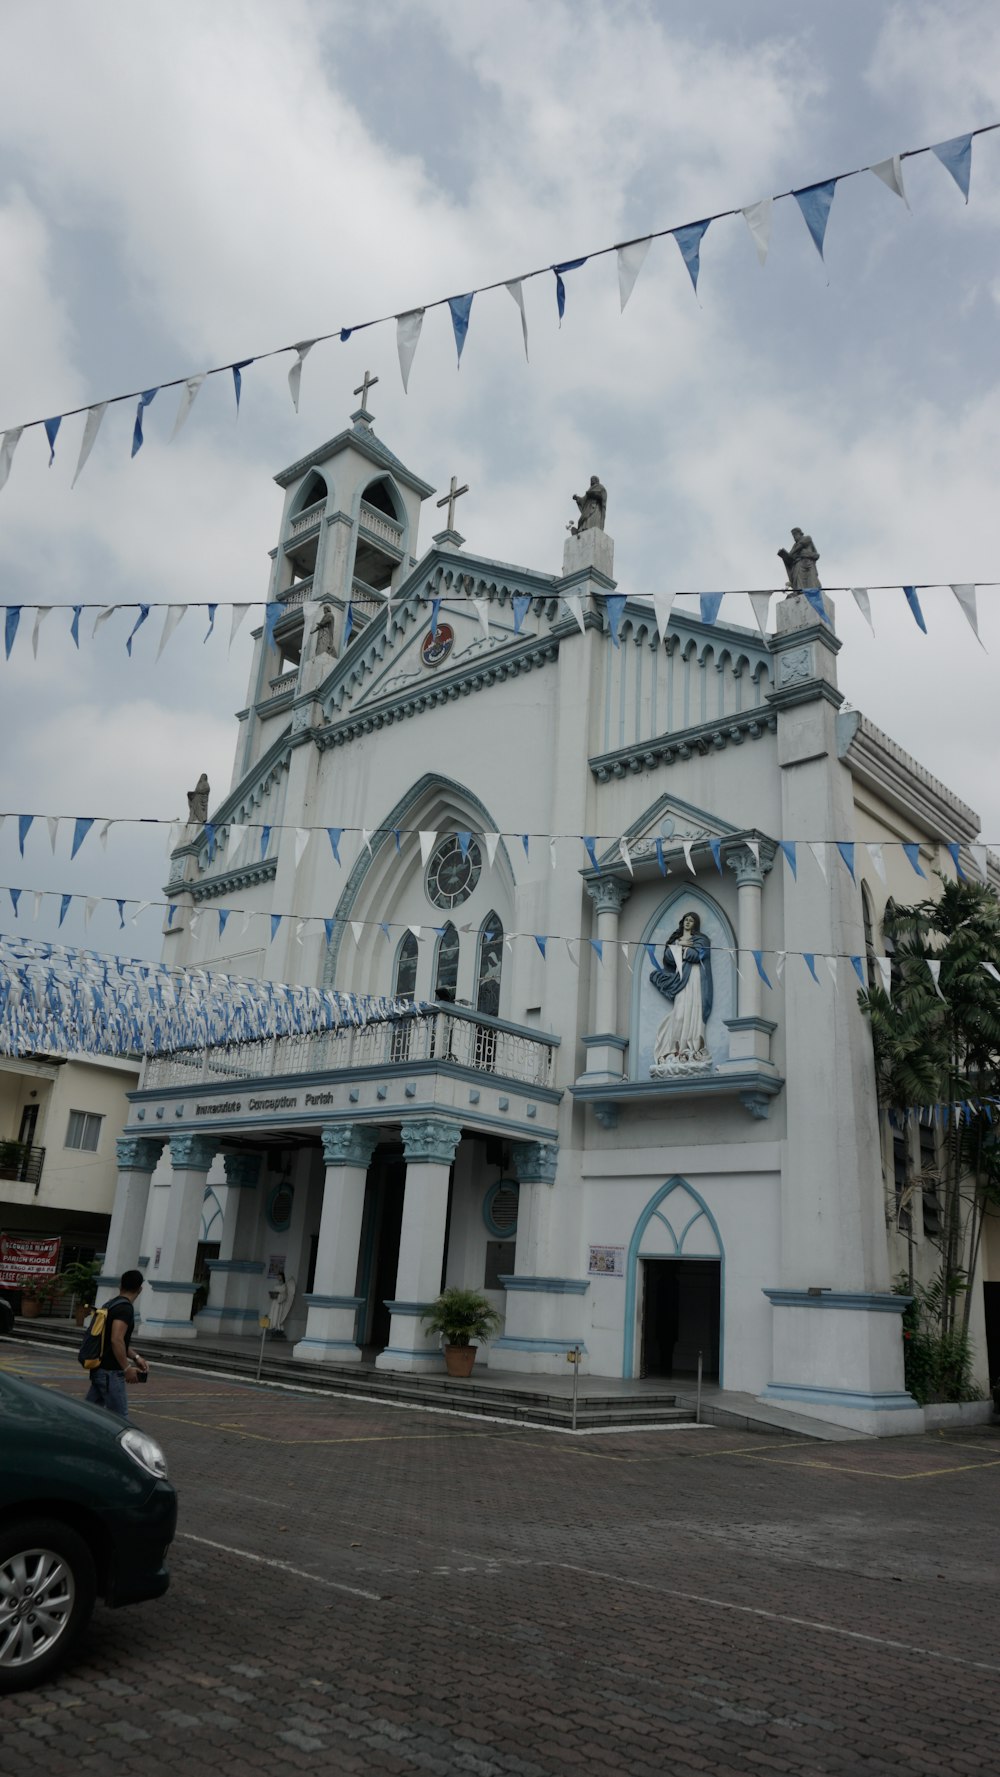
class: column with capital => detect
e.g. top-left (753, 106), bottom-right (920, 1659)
top-left (294, 1125), bottom-right (378, 1364)
top-left (579, 876), bottom-right (630, 1083)
top-left (141, 1134), bottom-right (218, 1340)
top-left (492, 1140), bottom-right (590, 1373)
top-left (721, 845), bottom-right (778, 1072)
top-left (198, 1152), bottom-right (266, 1335)
top-left (376, 1118), bottom-right (462, 1373)
top-left (97, 1136), bottom-right (166, 1305)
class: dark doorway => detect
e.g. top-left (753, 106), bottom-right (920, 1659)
top-left (18, 1104), bottom-right (39, 1148)
top-left (984, 1283), bottom-right (1000, 1388)
top-left (358, 1150), bottom-right (406, 1353)
top-left (641, 1259), bottom-right (721, 1380)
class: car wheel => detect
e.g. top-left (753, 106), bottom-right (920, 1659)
top-left (0, 1298), bottom-right (13, 1335)
top-left (0, 1519), bottom-right (97, 1692)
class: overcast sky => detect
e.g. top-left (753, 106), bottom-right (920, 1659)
top-left (1, 0), bottom-right (998, 965)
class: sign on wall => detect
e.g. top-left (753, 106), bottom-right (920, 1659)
top-left (0, 1233), bottom-right (61, 1286)
top-left (588, 1244), bottom-right (625, 1278)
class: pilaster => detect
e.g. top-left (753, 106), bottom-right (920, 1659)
top-left (98, 1137), bottom-right (166, 1304)
top-left (141, 1135), bottom-right (218, 1341)
top-left (295, 1124), bottom-right (379, 1365)
top-left (199, 1151), bottom-right (264, 1334)
top-left (376, 1118), bottom-right (461, 1373)
top-left (581, 876), bottom-right (631, 1082)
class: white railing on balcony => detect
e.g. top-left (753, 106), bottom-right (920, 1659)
top-left (289, 500), bottom-right (325, 537)
top-left (278, 577), bottom-right (314, 610)
top-left (359, 502), bottom-right (403, 547)
top-left (265, 669), bottom-right (298, 699)
top-left (141, 1008), bottom-right (556, 1093)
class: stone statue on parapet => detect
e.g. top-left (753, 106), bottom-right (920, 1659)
top-left (313, 604), bottom-right (336, 657)
top-left (186, 773), bottom-right (210, 826)
top-left (569, 475), bottom-right (607, 536)
top-left (778, 527), bottom-right (820, 594)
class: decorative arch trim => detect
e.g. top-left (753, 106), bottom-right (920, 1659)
top-left (622, 1176), bottom-right (725, 1380)
top-left (322, 773), bottom-right (514, 987)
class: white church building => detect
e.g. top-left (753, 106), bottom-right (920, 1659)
top-left (100, 396), bottom-right (997, 1433)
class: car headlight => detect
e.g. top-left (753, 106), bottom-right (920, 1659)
top-left (119, 1427), bottom-right (169, 1480)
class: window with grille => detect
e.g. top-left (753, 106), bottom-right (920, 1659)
top-left (65, 1110), bottom-right (103, 1152)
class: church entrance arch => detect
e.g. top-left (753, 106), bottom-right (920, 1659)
top-left (623, 1177), bottom-right (725, 1382)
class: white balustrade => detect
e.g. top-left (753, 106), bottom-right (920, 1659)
top-left (289, 501), bottom-right (325, 537)
top-left (359, 502), bottom-right (403, 546)
top-left (141, 1010), bottom-right (555, 1093)
top-left (278, 577), bottom-right (313, 609)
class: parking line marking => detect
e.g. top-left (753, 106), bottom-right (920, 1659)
top-left (552, 1560), bottom-right (1000, 1676)
top-left (178, 1532), bottom-right (382, 1601)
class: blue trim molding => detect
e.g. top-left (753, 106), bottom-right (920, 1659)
top-left (304, 1294), bottom-right (364, 1309)
top-left (383, 1300), bottom-right (430, 1316)
top-left (763, 1289), bottom-right (912, 1314)
top-left (761, 1383), bottom-right (918, 1412)
top-left (498, 1276), bottom-right (590, 1295)
top-left (207, 1259), bottom-right (265, 1274)
top-left (148, 1279), bottom-right (198, 1293)
top-left (492, 1336), bottom-right (589, 1355)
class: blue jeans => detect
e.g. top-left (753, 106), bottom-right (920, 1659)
top-left (86, 1368), bottom-right (129, 1418)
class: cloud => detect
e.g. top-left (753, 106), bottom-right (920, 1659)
top-left (0, 0), bottom-right (997, 976)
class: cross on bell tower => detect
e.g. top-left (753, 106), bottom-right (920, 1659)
top-left (433, 474), bottom-right (469, 549)
top-left (350, 369), bottom-right (379, 432)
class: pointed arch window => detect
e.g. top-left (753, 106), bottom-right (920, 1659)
top-left (434, 923), bottom-right (460, 1003)
top-left (393, 930), bottom-right (418, 1002)
top-left (476, 916), bottom-right (503, 1018)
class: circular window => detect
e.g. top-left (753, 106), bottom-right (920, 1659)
top-left (425, 834), bottom-right (482, 911)
top-left (267, 1182), bottom-right (294, 1232)
top-left (483, 1179), bottom-right (519, 1239)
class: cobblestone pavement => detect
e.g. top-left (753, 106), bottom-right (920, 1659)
top-left (2, 1344), bottom-right (1000, 1776)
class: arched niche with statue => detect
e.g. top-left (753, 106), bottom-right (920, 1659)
top-left (630, 889), bottom-right (736, 1081)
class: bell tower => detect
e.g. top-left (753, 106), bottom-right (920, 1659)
top-left (236, 380), bottom-right (435, 777)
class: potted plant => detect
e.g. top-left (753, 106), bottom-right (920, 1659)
top-left (60, 1259), bottom-right (102, 1326)
top-left (18, 1274), bottom-right (58, 1319)
top-left (421, 1287), bottom-right (502, 1378)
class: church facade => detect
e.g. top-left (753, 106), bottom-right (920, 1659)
top-left (100, 401), bottom-right (996, 1432)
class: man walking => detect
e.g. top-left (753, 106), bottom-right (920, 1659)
top-left (85, 1269), bottom-right (149, 1419)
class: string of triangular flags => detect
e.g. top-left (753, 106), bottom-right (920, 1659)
top-left (3, 917), bottom-right (998, 1041)
top-left (0, 930), bottom-right (416, 1059)
top-left (1, 822), bottom-right (994, 886)
top-left (0, 124), bottom-right (992, 493)
top-left (0, 577), bottom-right (993, 662)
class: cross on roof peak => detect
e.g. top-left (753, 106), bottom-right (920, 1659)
top-left (436, 474), bottom-right (469, 532)
top-left (352, 369), bottom-right (379, 413)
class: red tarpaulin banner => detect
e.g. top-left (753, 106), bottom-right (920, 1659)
top-left (0, 1233), bottom-right (61, 1287)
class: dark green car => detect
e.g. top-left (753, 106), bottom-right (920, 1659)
top-left (0, 1367), bottom-right (177, 1691)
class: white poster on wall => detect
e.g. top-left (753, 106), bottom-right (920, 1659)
top-left (588, 1245), bottom-right (625, 1277)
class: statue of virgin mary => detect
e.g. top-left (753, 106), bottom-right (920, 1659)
top-left (649, 911), bottom-right (713, 1076)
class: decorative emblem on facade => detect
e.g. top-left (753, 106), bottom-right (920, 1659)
top-left (421, 623), bottom-right (455, 669)
top-left (778, 646), bottom-right (811, 686)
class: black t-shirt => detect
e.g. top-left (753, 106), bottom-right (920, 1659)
top-left (99, 1296), bottom-right (135, 1372)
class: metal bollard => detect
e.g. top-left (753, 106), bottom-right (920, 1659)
top-left (696, 1349), bottom-right (703, 1424)
top-left (256, 1315), bottom-right (270, 1384)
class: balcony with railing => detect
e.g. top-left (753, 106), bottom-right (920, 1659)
top-left (358, 501), bottom-right (404, 551)
top-left (278, 576), bottom-right (314, 611)
top-left (141, 1007), bottom-right (557, 1096)
top-left (0, 1143), bottom-right (46, 1192)
top-left (263, 669), bottom-right (298, 702)
top-left (288, 500), bottom-right (326, 539)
